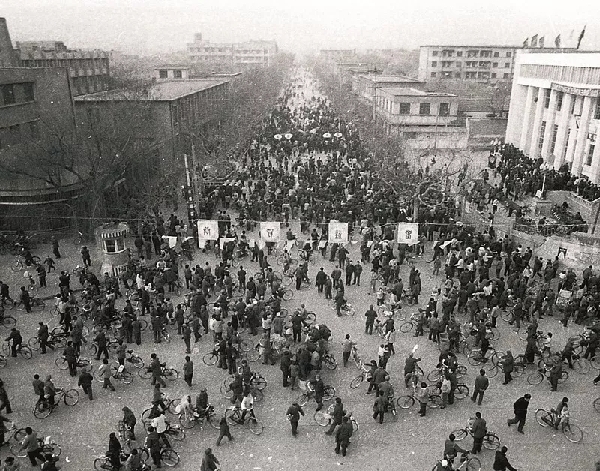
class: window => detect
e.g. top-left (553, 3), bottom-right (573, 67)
top-left (419, 103), bottom-right (430, 115)
top-left (506, 52), bottom-right (512, 57)
top-left (503, 73), bottom-right (509, 79)
top-left (494, 52), bottom-right (500, 57)
top-left (432, 51), bottom-right (438, 56)
top-left (456, 51), bottom-right (463, 57)
top-left (431, 72), bottom-right (437, 78)
top-left (399, 103), bottom-right (411, 115)
top-left (538, 121), bottom-right (546, 150)
top-left (174, 70), bottom-right (182, 79)
top-left (587, 145), bottom-right (595, 166)
top-left (493, 62), bottom-right (498, 68)
top-left (455, 61), bottom-right (461, 67)
top-left (544, 89), bottom-right (551, 108)
top-left (22, 83), bottom-right (35, 102)
top-left (455, 72), bottom-right (461, 78)
top-left (442, 61), bottom-right (452, 67)
top-left (431, 61), bottom-right (437, 67)
top-left (1, 84), bottom-right (15, 105)
top-left (595, 103), bottom-right (600, 120)
top-left (491, 73), bottom-right (496, 78)
top-left (550, 124), bottom-right (558, 154)
top-left (404, 132), bottom-right (417, 139)
top-left (159, 70), bottom-right (168, 79)
top-left (504, 63), bottom-right (510, 68)
top-left (556, 92), bottom-right (563, 111)
top-left (439, 103), bottom-right (450, 116)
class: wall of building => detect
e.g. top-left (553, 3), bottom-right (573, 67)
top-left (0, 18), bottom-right (18, 67)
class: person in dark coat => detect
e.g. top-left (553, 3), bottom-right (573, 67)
top-left (493, 445), bottom-right (518, 471)
top-left (216, 417), bottom-right (233, 446)
top-left (286, 402), bottom-right (304, 436)
top-left (335, 416), bottom-right (353, 456)
top-left (325, 397), bottom-right (344, 435)
top-left (507, 393), bottom-right (531, 433)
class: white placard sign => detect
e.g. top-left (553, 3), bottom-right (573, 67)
top-left (397, 223), bottom-right (419, 246)
top-left (197, 220), bottom-right (219, 241)
top-left (161, 235), bottom-right (177, 248)
top-left (220, 237), bottom-right (235, 250)
top-left (260, 222), bottom-right (281, 242)
top-left (328, 222), bottom-right (348, 244)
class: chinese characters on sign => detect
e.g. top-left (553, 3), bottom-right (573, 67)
top-left (396, 223), bottom-right (419, 245)
top-left (260, 222), bottom-right (281, 242)
top-left (197, 220), bottom-right (219, 241)
top-left (328, 222), bottom-right (348, 243)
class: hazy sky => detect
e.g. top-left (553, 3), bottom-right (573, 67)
top-left (2, 0), bottom-right (598, 55)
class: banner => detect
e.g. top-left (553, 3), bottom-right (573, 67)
top-left (220, 237), bottom-right (235, 250)
top-left (161, 235), bottom-right (178, 248)
top-left (197, 220), bottom-right (219, 241)
top-left (260, 222), bottom-right (281, 242)
top-left (328, 222), bottom-right (348, 244)
top-left (396, 223), bottom-right (419, 245)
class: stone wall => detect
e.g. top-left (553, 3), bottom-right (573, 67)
top-left (545, 190), bottom-right (600, 224)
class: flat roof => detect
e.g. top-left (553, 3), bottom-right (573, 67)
top-left (154, 65), bottom-right (190, 70)
top-left (421, 45), bottom-right (520, 49)
top-left (381, 87), bottom-right (456, 97)
top-left (358, 74), bottom-right (421, 83)
top-left (74, 80), bottom-right (227, 102)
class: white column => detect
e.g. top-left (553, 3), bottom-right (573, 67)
top-left (589, 138), bottom-right (600, 184)
top-left (540, 90), bottom-right (558, 163)
top-left (528, 87), bottom-right (546, 158)
top-left (553, 93), bottom-right (574, 170)
top-left (571, 96), bottom-right (594, 176)
top-left (519, 86), bottom-right (535, 150)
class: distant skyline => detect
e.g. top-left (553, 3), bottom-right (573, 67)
top-left (2, 0), bottom-right (598, 55)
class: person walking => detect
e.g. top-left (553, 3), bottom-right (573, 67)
top-left (182, 324), bottom-right (192, 354)
top-left (417, 381), bottom-right (429, 417)
top-left (216, 416), bottom-right (233, 446)
top-left (183, 356), bottom-right (193, 388)
top-left (145, 426), bottom-right (161, 469)
top-left (342, 334), bottom-right (355, 367)
top-left (122, 406), bottom-right (137, 441)
top-left (78, 367), bottom-right (94, 400)
top-left (132, 317), bottom-right (142, 346)
top-left (471, 411), bottom-right (487, 454)
top-left (99, 358), bottom-right (116, 392)
top-left (21, 427), bottom-right (46, 467)
top-left (63, 341), bottom-right (77, 377)
top-left (286, 402), bottom-right (304, 437)
top-left (471, 369), bottom-right (489, 406)
top-left (335, 416), bottom-right (353, 457)
top-left (372, 391), bottom-right (387, 424)
top-left (507, 393), bottom-right (531, 433)
top-left (364, 305), bottom-right (377, 334)
top-left (493, 445), bottom-right (518, 471)
top-left (200, 448), bottom-right (220, 471)
top-left (502, 350), bottom-right (514, 385)
top-left (325, 397), bottom-right (344, 435)
top-left (51, 236), bottom-right (61, 259)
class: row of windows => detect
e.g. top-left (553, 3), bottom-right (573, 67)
top-left (0, 120), bottom-right (40, 150)
top-left (0, 82), bottom-right (35, 107)
top-left (20, 58), bottom-right (108, 69)
top-left (431, 72), bottom-right (511, 79)
top-left (189, 47), bottom-right (270, 54)
top-left (159, 70), bottom-right (183, 79)
top-left (432, 50), bottom-right (512, 58)
top-left (431, 61), bottom-right (511, 68)
top-left (379, 100), bottom-right (450, 116)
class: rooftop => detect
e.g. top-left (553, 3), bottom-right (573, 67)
top-left (421, 45), bottom-right (521, 49)
top-left (74, 79), bottom-right (227, 102)
top-left (154, 65), bottom-right (190, 70)
top-left (381, 87), bottom-right (456, 97)
top-left (358, 74), bottom-right (421, 83)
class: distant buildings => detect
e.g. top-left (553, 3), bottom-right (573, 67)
top-left (320, 49), bottom-right (356, 63)
top-left (505, 50), bottom-right (600, 183)
top-left (155, 65), bottom-right (190, 81)
top-left (351, 74), bottom-right (425, 103)
top-left (418, 45), bottom-right (519, 83)
top-left (74, 79), bottom-right (230, 165)
top-left (187, 33), bottom-right (278, 71)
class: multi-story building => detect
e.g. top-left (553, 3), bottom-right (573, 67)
top-left (374, 87), bottom-right (467, 148)
top-left (505, 50), bottom-right (600, 183)
top-left (154, 65), bottom-right (190, 81)
top-left (418, 45), bottom-right (519, 82)
top-left (17, 41), bottom-right (110, 96)
top-left (188, 33), bottom-right (278, 71)
top-left (352, 74), bottom-right (424, 103)
top-left (74, 80), bottom-right (230, 166)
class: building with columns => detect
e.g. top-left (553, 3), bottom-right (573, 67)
top-left (505, 51), bottom-right (600, 183)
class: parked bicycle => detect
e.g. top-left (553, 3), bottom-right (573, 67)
top-left (2, 341), bottom-right (32, 359)
top-left (431, 452), bottom-right (480, 471)
top-left (33, 387), bottom-right (79, 418)
top-left (178, 403), bottom-right (220, 430)
top-left (535, 408), bottom-right (583, 443)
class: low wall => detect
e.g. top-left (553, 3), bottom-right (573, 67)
top-left (545, 190), bottom-right (600, 224)
top-left (536, 234), bottom-right (600, 269)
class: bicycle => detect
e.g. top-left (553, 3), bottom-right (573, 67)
top-left (178, 404), bottom-right (220, 430)
top-left (0, 314), bottom-right (17, 328)
top-left (431, 452), bottom-right (480, 471)
top-left (349, 364), bottom-right (372, 389)
top-left (535, 408), bottom-right (583, 443)
top-left (55, 355), bottom-right (93, 371)
top-left (108, 363), bottom-right (134, 384)
top-left (451, 419), bottom-right (501, 450)
top-left (11, 434), bottom-right (62, 459)
top-left (331, 302), bottom-right (356, 316)
top-left (225, 406), bottom-right (264, 435)
top-left (297, 381), bottom-right (336, 406)
top-left (10, 255), bottom-right (40, 272)
top-left (322, 352), bottom-right (338, 370)
top-left (93, 450), bottom-right (151, 470)
top-left (138, 364), bottom-right (178, 381)
top-left (1, 341), bottom-right (33, 359)
top-left (314, 405), bottom-right (359, 433)
top-left (427, 364), bottom-right (468, 384)
top-left (33, 387), bottom-right (79, 418)
top-left (125, 350), bottom-right (144, 368)
top-left (4, 422), bottom-right (27, 453)
top-left (132, 445), bottom-right (179, 468)
top-left (527, 366), bottom-right (568, 385)
top-left (397, 389), bottom-right (443, 409)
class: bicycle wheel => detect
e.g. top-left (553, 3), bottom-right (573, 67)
top-left (161, 448), bottom-right (180, 467)
top-left (594, 397), bottom-right (600, 413)
top-left (456, 364), bottom-right (468, 379)
top-left (427, 369), bottom-right (441, 383)
top-left (168, 425), bottom-right (185, 441)
top-left (563, 423), bottom-right (583, 443)
top-left (225, 408), bottom-right (241, 426)
top-left (55, 357), bottom-right (68, 370)
top-left (203, 353), bottom-right (218, 366)
top-left (167, 399), bottom-right (179, 415)
top-left (221, 379), bottom-right (233, 399)
top-left (397, 395), bottom-right (415, 409)
top-left (28, 337), bottom-right (40, 350)
top-left (527, 371), bottom-right (544, 385)
top-left (535, 409), bottom-right (552, 427)
top-left (121, 370), bottom-right (134, 385)
top-left (33, 401), bottom-right (52, 419)
top-left (93, 457), bottom-right (109, 470)
top-left (324, 355), bottom-right (337, 370)
top-left (349, 375), bottom-right (364, 389)
top-left (323, 386), bottom-right (336, 401)
top-left (282, 289), bottom-right (293, 301)
top-left (428, 394), bottom-right (442, 408)
top-left (483, 433), bottom-right (501, 450)
top-left (207, 411), bottom-right (220, 430)
top-left (455, 384), bottom-right (469, 399)
top-left (138, 368), bottom-right (152, 379)
top-left (314, 411), bottom-right (331, 427)
top-left (513, 362), bottom-right (525, 378)
top-left (0, 355), bottom-right (6, 368)
top-left (19, 346), bottom-right (32, 359)
top-left (10, 260), bottom-right (22, 272)
top-left (251, 388), bottom-right (264, 403)
top-left (559, 370), bottom-right (568, 383)
top-left (252, 375), bottom-right (267, 390)
top-left (130, 356), bottom-right (144, 369)
top-left (139, 319), bottom-right (148, 331)
top-left (164, 368), bottom-right (178, 381)
top-left (297, 393), bottom-right (310, 407)
top-left (399, 322), bottom-right (413, 333)
top-left (179, 413), bottom-right (197, 429)
top-left (305, 312), bottom-right (317, 325)
top-left (451, 428), bottom-right (468, 440)
top-left (64, 389), bottom-right (79, 406)
top-left (249, 418), bottom-right (264, 435)
top-left (466, 456), bottom-right (481, 471)
top-left (240, 340), bottom-right (252, 352)
top-left (245, 349), bottom-right (260, 362)
top-left (10, 441), bottom-right (27, 458)
top-left (1, 343), bottom-right (9, 355)
top-left (573, 358), bottom-right (590, 375)
top-left (487, 365), bottom-right (500, 379)
top-left (1, 316), bottom-right (16, 328)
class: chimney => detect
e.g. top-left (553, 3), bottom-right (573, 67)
top-left (195, 33), bottom-right (203, 42)
top-left (0, 18), bottom-right (19, 67)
